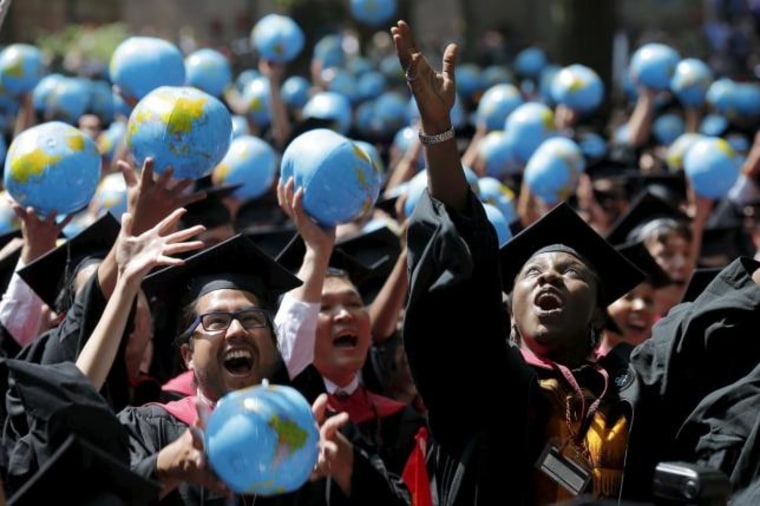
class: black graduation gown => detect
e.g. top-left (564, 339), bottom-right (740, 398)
top-left (0, 359), bottom-right (146, 497)
top-left (15, 271), bottom-right (134, 411)
top-left (405, 188), bottom-right (760, 504)
top-left (627, 256), bottom-right (760, 499)
top-left (117, 400), bottom-right (411, 506)
top-left (403, 190), bottom-right (542, 505)
top-left (291, 364), bottom-right (427, 476)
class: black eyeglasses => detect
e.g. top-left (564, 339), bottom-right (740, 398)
top-left (186, 307), bottom-right (271, 336)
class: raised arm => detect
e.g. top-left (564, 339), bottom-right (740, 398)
top-left (391, 20), bottom-right (468, 212)
top-left (96, 157), bottom-right (204, 299)
top-left (0, 203), bottom-right (71, 346)
top-left (273, 176), bottom-right (335, 378)
top-left (76, 209), bottom-right (204, 390)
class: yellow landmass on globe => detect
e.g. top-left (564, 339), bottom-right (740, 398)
top-left (214, 163), bottom-right (231, 183)
top-left (127, 109), bottom-right (154, 144)
top-left (3, 54), bottom-right (24, 77)
top-left (67, 133), bottom-right (85, 152)
top-left (10, 149), bottom-right (63, 184)
top-left (162, 97), bottom-right (207, 135)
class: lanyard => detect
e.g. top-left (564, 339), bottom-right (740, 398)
top-left (522, 348), bottom-right (609, 443)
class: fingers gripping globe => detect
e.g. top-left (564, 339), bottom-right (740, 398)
top-left (281, 129), bottom-right (381, 227)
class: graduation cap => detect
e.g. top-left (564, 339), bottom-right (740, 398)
top-left (233, 191), bottom-right (290, 232)
top-left (17, 213), bottom-right (121, 311)
top-left (499, 202), bottom-right (646, 304)
top-left (630, 171), bottom-right (688, 208)
top-left (615, 241), bottom-right (672, 288)
top-left (374, 193), bottom-right (401, 219)
top-left (335, 221), bottom-right (401, 270)
top-left (180, 182), bottom-right (243, 230)
top-left (0, 242), bottom-right (21, 295)
top-left (698, 225), bottom-right (746, 267)
top-left (605, 190), bottom-right (691, 246)
top-left (275, 233), bottom-right (375, 288)
top-left (0, 229), bottom-right (22, 252)
top-left (142, 233), bottom-right (302, 339)
top-left (680, 266), bottom-right (722, 303)
top-left (244, 225), bottom-right (299, 259)
top-left (585, 158), bottom-right (639, 182)
top-left (8, 434), bottom-right (160, 506)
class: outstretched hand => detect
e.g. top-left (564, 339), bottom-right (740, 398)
top-left (391, 20), bottom-right (458, 128)
top-left (115, 208), bottom-right (205, 287)
top-left (118, 157), bottom-right (206, 235)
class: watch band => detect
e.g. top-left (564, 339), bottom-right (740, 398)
top-left (418, 126), bottom-right (455, 145)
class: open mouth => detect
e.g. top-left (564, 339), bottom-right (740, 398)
top-left (534, 290), bottom-right (563, 312)
top-left (333, 334), bottom-right (359, 348)
top-left (223, 348), bottom-right (254, 375)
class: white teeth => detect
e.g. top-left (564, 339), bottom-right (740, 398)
top-left (225, 349), bottom-right (252, 361)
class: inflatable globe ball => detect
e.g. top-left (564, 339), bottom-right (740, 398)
top-left (243, 77), bottom-right (272, 128)
top-left (629, 43), bottom-right (680, 91)
top-left (523, 137), bottom-right (586, 205)
top-left (665, 133), bottom-right (705, 170)
top-left (213, 136), bottom-right (278, 201)
top-left (478, 130), bottom-right (519, 178)
top-left (109, 37), bottom-right (186, 102)
top-left (4, 122), bottom-right (101, 216)
top-left (302, 92), bottom-right (352, 135)
top-left (206, 381), bottom-right (320, 496)
top-left (483, 203), bottom-right (512, 247)
top-left (251, 14), bottom-right (305, 64)
top-left (706, 78), bottom-right (736, 115)
top-left (550, 64), bottom-right (604, 113)
top-left (43, 76), bottom-right (92, 125)
top-left (185, 48), bottom-right (232, 98)
top-left (670, 58), bottom-right (713, 107)
top-left (126, 86), bottom-right (232, 180)
top-left (280, 76), bottom-right (311, 110)
top-left (350, 0), bottom-right (397, 26)
top-left (652, 113), bottom-right (685, 146)
top-left (514, 47), bottom-right (547, 78)
top-left (90, 172), bottom-right (128, 219)
top-left (683, 137), bottom-right (741, 199)
top-left (280, 129), bottom-right (381, 227)
top-left (477, 84), bottom-right (523, 131)
top-left (478, 177), bottom-right (518, 225)
top-left (32, 74), bottom-right (66, 113)
top-left (504, 102), bottom-right (556, 163)
top-left (0, 44), bottom-right (46, 96)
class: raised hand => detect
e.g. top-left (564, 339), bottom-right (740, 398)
top-left (117, 157), bottom-right (205, 235)
top-left (115, 208), bottom-right (205, 287)
top-left (391, 20), bottom-right (458, 129)
top-left (10, 200), bottom-right (73, 263)
top-left (277, 176), bottom-right (336, 257)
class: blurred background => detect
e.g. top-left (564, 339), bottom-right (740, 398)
top-left (3, 0), bottom-right (755, 103)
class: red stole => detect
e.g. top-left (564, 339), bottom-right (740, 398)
top-left (161, 370), bottom-right (195, 397)
top-left (159, 396), bottom-right (200, 426)
top-left (327, 386), bottom-right (407, 424)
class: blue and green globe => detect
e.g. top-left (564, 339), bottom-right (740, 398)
top-left (126, 86), bottom-right (232, 180)
top-left (4, 121), bottom-right (101, 216)
top-left (212, 136), bottom-right (278, 201)
top-left (206, 382), bottom-right (320, 496)
top-left (281, 128), bottom-right (381, 227)
top-left (89, 172), bottom-right (127, 219)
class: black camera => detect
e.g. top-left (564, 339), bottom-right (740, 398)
top-left (652, 462), bottom-right (730, 506)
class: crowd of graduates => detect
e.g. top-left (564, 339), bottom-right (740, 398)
top-left (3, 2), bottom-right (760, 505)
